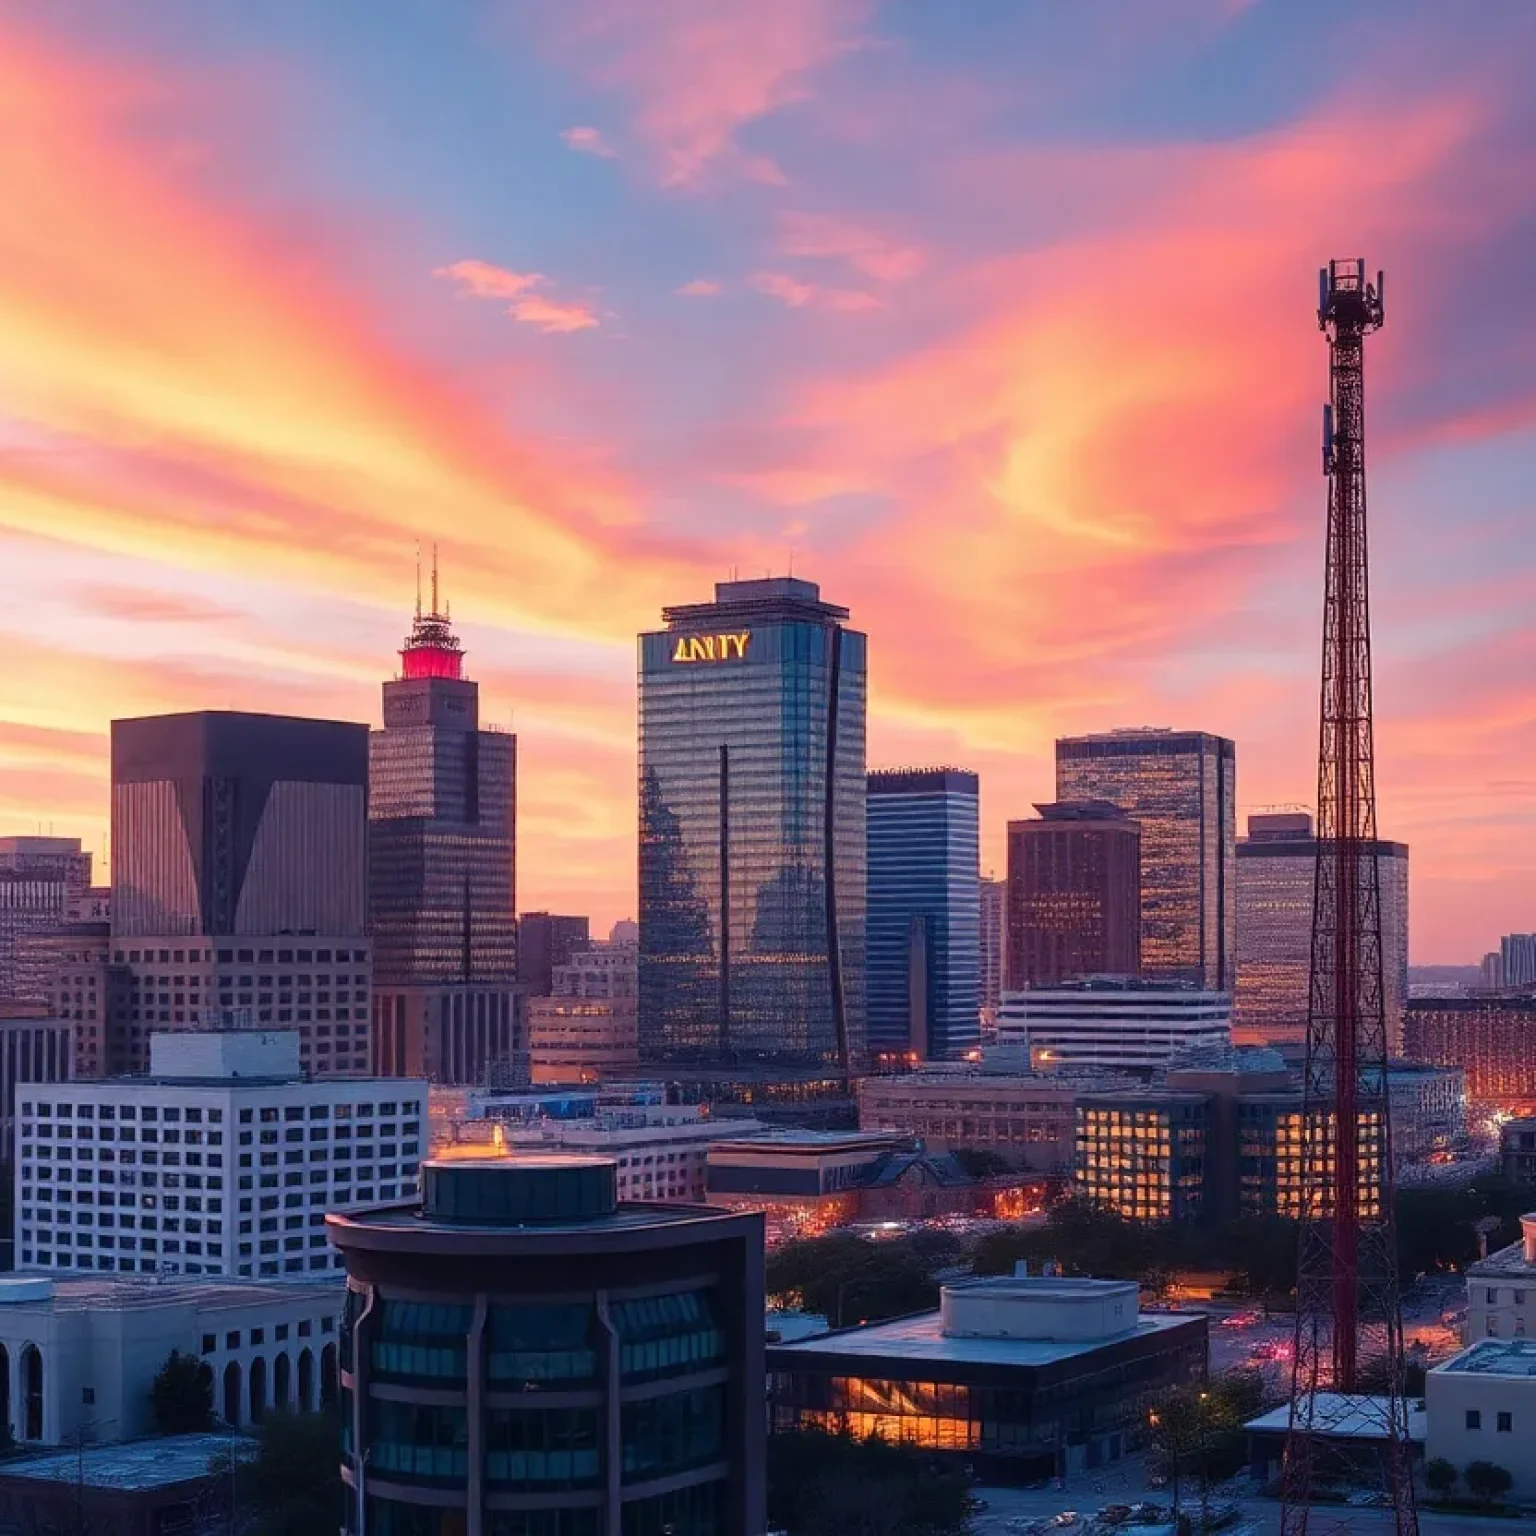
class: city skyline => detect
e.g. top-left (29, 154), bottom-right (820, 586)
top-left (0, 4), bottom-right (1532, 960)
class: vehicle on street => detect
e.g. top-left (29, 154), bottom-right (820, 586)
top-left (1052, 1513), bottom-right (1079, 1528)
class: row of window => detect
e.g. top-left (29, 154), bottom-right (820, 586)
top-left (202, 1317), bottom-right (335, 1351)
top-left (116, 948), bottom-right (366, 965)
top-left (1465, 1409), bottom-right (1514, 1432)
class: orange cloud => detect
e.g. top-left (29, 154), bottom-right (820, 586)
top-left (71, 583), bottom-right (239, 625)
top-left (749, 270), bottom-right (880, 311)
top-left (778, 210), bottom-right (925, 282)
top-left (676, 278), bottom-right (722, 297)
top-left (435, 260), bottom-right (599, 333)
top-left (509, 293), bottom-right (600, 333)
top-left (525, 0), bottom-right (871, 186)
top-left (560, 125), bottom-right (616, 158)
top-left (433, 258), bottom-right (543, 299)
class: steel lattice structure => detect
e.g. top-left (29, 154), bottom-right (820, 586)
top-left (1279, 261), bottom-right (1419, 1536)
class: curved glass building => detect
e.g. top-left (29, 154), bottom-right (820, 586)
top-left (327, 1155), bottom-right (765, 1536)
top-left (637, 578), bottom-right (866, 1071)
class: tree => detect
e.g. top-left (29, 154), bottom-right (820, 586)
top-left (767, 1235), bottom-right (939, 1326)
top-left (767, 1427), bottom-right (974, 1536)
top-left (150, 1349), bottom-right (214, 1434)
top-left (1423, 1458), bottom-right (1457, 1500)
top-left (1463, 1460), bottom-right (1513, 1508)
top-left (949, 1148), bottom-right (1012, 1182)
top-left (214, 1411), bottom-right (341, 1536)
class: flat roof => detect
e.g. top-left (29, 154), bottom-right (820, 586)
top-left (1436, 1338), bottom-right (1536, 1378)
top-left (945, 1276), bottom-right (1136, 1301)
top-left (0, 1433), bottom-right (255, 1492)
top-left (0, 1275), bottom-right (340, 1315)
top-left (1245, 1394), bottom-right (1426, 1443)
top-left (771, 1307), bottom-right (1200, 1369)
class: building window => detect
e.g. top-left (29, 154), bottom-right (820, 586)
top-left (1497, 1411), bottom-right (1512, 1433)
top-left (1466, 1410), bottom-right (1481, 1430)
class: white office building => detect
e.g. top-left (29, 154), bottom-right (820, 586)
top-left (0, 1272), bottom-right (341, 1445)
top-left (1427, 1337), bottom-right (1536, 1500)
top-left (997, 977), bottom-right (1231, 1073)
top-left (1465, 1212), bottom-right (1536, 1342)
top-left (15, 1030), bottom-right (426, 1280)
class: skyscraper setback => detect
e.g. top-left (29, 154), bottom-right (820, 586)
top-left (1055, 729), bottom-right (1235, 990)
top-left (368, 574), bottom-right (519, 1084)
top-left (1006, 801), bottom-right (1140, 988)
top-left (866, 768), bottom-right (980, 1063)
top-left (638, 576), bottom-right (866, 1069)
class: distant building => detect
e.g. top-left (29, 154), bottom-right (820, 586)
top-left (638, 576), bottom-right (866, 1071)
top-left (527, 939), bottom-right (639, 1084)
top-left (1405, 995), bottom-right (1536, 1107)
top-left (857, 1069), bottom-right (1110, 1175)
top-left (769, 1274), bottom-right (1206, 1480)
top-left (1502, 1119), bottom-right (1536, 1184)
top-left (0, 838), bottom-right (92, 1005)
top-left (0, 839), bottom-right (92, 894)
top-left (369, 583), bottom-right (520, 1085)
top-left (1502, 935), bottom-right (1536, 988)
top-left (0, 1015), bottom-right (71, 1265)
top-left (1055, 729), bottom-right (1235, 989)
top-left (517, 912), bottom-right (590, 998)
top-left (328, 1155), bottom-right (767, 1536)
top-left (997, 977), bottom-right (1231, 1073)
top-left (1426, 1337), bottom-right (1536, 1500)
top-left (0, 1272), bottom-right (339, 1444)
top-left (1006, 802), bottom-right (1140, 989)
top-left (109, 710), bottom-right (371, 1076)
top-left (17, 924), bottom-right (124, 1079)
top-left (1234, 810), bottom-right (1409, 1051)
top-left (866, 768), bottom-right (980, 1064)
top-left (16, 1030), bottom-right (426, 1279)
top-left (1464, 1213), bottom-right (1536, 1341)
top-left (1482, 951), bottom-right (1506, 990)
top-left (979, 876), bottom-right (1004, 1026)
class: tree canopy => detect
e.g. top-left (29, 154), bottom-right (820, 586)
top-left (767, 1234), bottom-right (940, 1326)
top-left (213, 1410), bottom-right (340, 1536)
top-left (150, 1349), bottom-right (214, 1435)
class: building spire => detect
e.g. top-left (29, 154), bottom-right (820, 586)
top-left (415, 542), bottom-right (423, 622)
top-left (399, 547), bottom-right (465, 681)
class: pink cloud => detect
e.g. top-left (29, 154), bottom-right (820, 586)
top-left (749, 270), bottom-right (880, 311)
top-left (433, 258), bottom-right (543, 299)
top-left (509, 293), bottom-right (601, 333)
top-left (561, 125), bottom-right (616, 158)
top-left (524, 0), bottom-right (871, 186)
top-left (676, 278), bottom-right (722, 297)
top-left (778, 210), bottom-right (926, 282)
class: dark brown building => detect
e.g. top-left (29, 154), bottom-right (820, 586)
top-left (328, 1154), bottom-right (765, 1536)
top-left (1006, 802), bottom-right (1141, 988)
top-left (1405, 994), bottom-right (1536, 1108)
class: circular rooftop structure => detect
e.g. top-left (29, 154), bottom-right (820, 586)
top-left (422, 1154), bottom-right (617, 1226)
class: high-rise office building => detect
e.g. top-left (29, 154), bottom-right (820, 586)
top-left (638, 577), bottom-right (867, 1070)
top-left (1233, 811), bottom-right (1409, 1050)
top-left (1482, 951), bottom-right (1506, 990)
top-left (0, 837), bottom-right (92, 1004)
top-left (1501, 934), bottom-right (1536, 988)
top-left (109, 711), bottom-right (371, 1076)
top-left (518, 912), bottom-right (591, 997)
top-left (528, 938), bottom-right (640, 1084)
top-left (979, 875), bottom-right (1004, 1027)
top-left (865, 768), bottom-right (980, 1064)
top-left (1055, 729), bottom-right (1235, 989)
top-left (328, 1155), bottom-right (766, 1536)
top-left (368, 581), bottom-right (520, 1085)
top-left (1006, 802), bottom-right (1140, 989)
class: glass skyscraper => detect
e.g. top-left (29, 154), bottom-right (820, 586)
top-left (368, 586), bottom-right (519, 1083)
top-left (1234, 811), bottom-right (1409, 1051)
top-left (638, 577), bottom-right (866, 1070)
top-left (1055, 729), bottom-right (1235, 990)
top-left (865, 768), bottom-right (980, 1064)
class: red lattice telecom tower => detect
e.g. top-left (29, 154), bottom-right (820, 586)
top-left (1279, 262), bottom-right (1417, 1535)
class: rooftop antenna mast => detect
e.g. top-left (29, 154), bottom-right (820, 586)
top-left (1280, 259), bottom-right (1416, 1536)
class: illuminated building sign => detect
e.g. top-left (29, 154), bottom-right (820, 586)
top-left (671, 631), bottom-right (751, 663)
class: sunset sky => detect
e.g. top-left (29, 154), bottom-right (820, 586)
top-left (1, 1), bottom-right (1533, 962)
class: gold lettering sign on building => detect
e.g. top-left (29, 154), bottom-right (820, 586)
top-left (671, 632), bottom-right (751, 663)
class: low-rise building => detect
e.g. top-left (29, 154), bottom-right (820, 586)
top-left (998, 978), bottom-right (1231, 1074)
top-left (527, 939), bottom-right (639, 1084)
top-left (1464, 1213), bottom-right (1536, 1342)
top-left (1426, 1338), bottom-right (1536, 1499)
top-left (15, 1029), bottom-right (427, 1279)
top-left (0, 1271), bottom-right (340, 1445)
top-left (1500, 1119), bottom-right (1536, 1184)
top-left (857, 1068), bottom-right (1109, 1175)
top-left (768, 1272), bottom-right (1207, 1480)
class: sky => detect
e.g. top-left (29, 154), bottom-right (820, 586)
top-left (0, 1), bottom-right (1533, 963)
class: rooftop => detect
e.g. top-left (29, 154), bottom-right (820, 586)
top-left (0, 1274), bottom-right (341, 1315)
top-left (1244, 1394), bottom-right (1426, 1443)
top-left (1436, 1338), bottom-right (1536, 1378)
top-left (769, 1306), bottom-right (1199, 1368)
top-left (0, 1433), bottom-right (255, 1492)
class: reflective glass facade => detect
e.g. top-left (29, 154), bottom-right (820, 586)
top-left (866, 769), bottom-right (979, 1063)
top-left (638, 578), bottom-right (866, 1069)
top-left (1056, 730), bottom-right (1235, 990)
top-left (1233, 816), bottom-right (1409, 1051)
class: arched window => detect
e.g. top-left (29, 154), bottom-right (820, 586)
top-left (19, 1346), bottom-right (42, 1442)
top-left (297, 1349), bottom-right (315, 1413)
top-left (223, 1361), bottom-right (242, 1427)
top-left (274, 1353), bottom-right (291, 1411)
top-left (249, 1356), bottom-right (268, 1423)
top-left (321, 1344), bottom-right (338, 1408)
